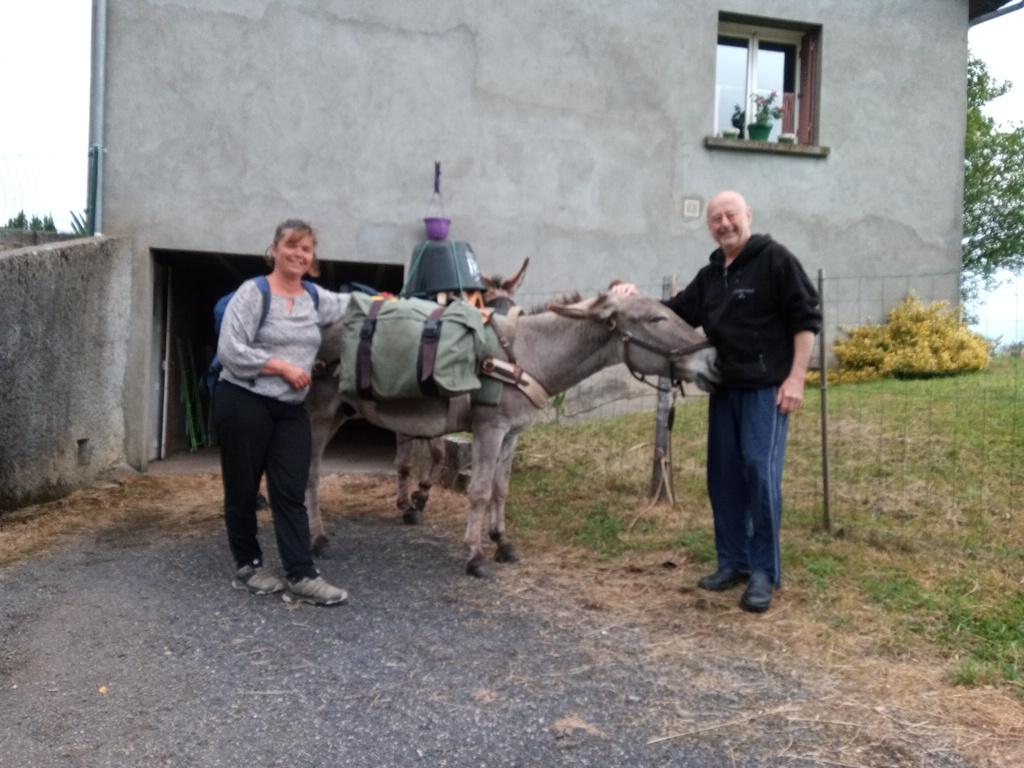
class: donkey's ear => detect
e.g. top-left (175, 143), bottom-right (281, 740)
top-left (589, 292), bottom-right (621, 322)
top-left (548, 302), bottom-right (590, 319)
top-left (503, 258), bottom-right (530, 294)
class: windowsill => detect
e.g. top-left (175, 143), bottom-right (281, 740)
top-left (704, 136), bottom-right (830, 158)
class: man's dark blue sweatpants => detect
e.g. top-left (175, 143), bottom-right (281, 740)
top-left (706, 387), bottom-right (789, 587)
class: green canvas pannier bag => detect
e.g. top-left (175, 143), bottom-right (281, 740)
top-left (339, 294), bottom-right (487, 401)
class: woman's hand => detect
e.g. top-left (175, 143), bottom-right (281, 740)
top-left (263, 358), bottom-right (311, 390)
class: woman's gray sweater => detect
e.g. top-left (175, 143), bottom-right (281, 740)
top-left (217, 279), bottom-right (350, 403)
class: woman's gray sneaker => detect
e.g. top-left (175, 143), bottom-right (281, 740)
top-left (282, 576), bottom-right (348, 606)
top-left (233, 564), bottom-right (285, 595)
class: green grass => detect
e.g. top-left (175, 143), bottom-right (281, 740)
top-left (575, 505), bottom-right (628, 557)
top-left (795, 358), bottom-right (1023, 525)
top-left (671, 529), bottom-right (716, 563)
top-left (509, 357), bottom-right (1024, 690)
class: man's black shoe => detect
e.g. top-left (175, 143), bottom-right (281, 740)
top-left (740, 570), bottom-right (774, 613)
top-left (697, 567), bottom-right (748, 592)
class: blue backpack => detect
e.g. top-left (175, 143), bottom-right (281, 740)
top-left (206, 275), bottom-right (319, 393)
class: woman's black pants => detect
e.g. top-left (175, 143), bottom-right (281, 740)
top-left (213, 381), bottom-right (317, 582)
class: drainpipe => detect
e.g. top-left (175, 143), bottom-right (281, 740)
top-left (88, 0), bottom-right (107, 235)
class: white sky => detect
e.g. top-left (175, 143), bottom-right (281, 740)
top-left (0, 1), bottom-right (1020, 341)
top-left (0, 2), bottom-right (91, 232)
top-left (969, 6), bottom-right (1024, 130)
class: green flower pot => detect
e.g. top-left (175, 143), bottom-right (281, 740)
top-left (747, 122), bottom-right (772, 141)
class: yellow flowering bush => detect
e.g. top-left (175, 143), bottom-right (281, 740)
top-left (818, 295), bottom-right (992, 385)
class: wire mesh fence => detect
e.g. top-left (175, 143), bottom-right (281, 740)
top-left (515, 271), bottom-right (1022, 537)
top-left (0, 152), bottom-right (89, 233)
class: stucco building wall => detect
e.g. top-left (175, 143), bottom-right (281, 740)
top-left (100, 0), bottom-right (969, 466)
top-left (0, 237), bottom-right (134, 510)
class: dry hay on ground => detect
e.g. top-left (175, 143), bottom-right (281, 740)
top-left (0, 474), bottom-right (224, 567)
top-left (2, 472), bottom-right (1022, 766)
top-left (493, 547), bottom-right (1024, 767)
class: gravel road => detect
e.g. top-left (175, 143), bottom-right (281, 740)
top-left (0, 484), bottom-right (981, 768)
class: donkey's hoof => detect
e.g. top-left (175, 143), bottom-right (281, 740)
top-left (494, 543), bottom-right (520, 563)
top-left (402, 507), bottom-right (423, 525)
top-left (311, 534), bottom-right (330, 558)
top-left (412, 491), bottom-right (430, 512)
top-left (465, 554), bottom-right (490, 578)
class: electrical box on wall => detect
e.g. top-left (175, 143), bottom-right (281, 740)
top-left (682, 198), bottom-right (702, 218)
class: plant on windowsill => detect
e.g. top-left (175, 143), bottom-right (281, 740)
top-left (742, 90), bottom-right (783, 142)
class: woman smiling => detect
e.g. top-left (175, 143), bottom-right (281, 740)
top-left (213, 219), bottom-right (350, 607)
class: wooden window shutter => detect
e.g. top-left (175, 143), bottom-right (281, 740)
top-left (798, 29), bottom-right (821, 144)
top-left (782, 93), bottom-right (797, 133)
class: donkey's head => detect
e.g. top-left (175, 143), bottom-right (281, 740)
top-left (481, 258), bottom-right (529, 314)
top-left (550, 293), bottom-right (719, 392)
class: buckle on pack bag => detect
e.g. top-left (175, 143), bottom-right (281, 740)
top-left (421, 319), bottom-right (441, 339)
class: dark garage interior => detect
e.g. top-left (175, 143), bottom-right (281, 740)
top-left (150, 248), bottom-right (403, 464)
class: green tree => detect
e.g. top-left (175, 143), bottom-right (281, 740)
top-left (5, 211), bottom-right (28, 230)
top-left (4, 210), bottom-right (57, 232)
top-left (963, 55), bottom-right (1024, 299)
top-left (28, 214), bottom-right (56, 232)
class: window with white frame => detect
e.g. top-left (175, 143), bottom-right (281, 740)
top-left (715, 15), bottom-right (821, 145)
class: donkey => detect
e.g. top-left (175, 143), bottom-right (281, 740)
top-left (393, 260), bottom-right (529, 526)
top-left (304, 260), bottom-right (529, 552)
top-left (304, 291), bottom-right (718, 576)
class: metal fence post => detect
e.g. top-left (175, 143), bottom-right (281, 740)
top-left (650, 276), bottom-right (676, 503)
top-left (818, 268), bottom-right (831, 532)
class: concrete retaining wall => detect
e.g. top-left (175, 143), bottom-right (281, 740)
top-left (0, 229), bottom-right (78, 252)
top-left (0, 237), bottom-right (134, 511)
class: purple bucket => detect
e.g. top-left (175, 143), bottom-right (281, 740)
top-left (424, 217), bottom-right (451, 240)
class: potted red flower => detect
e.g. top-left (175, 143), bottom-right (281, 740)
top-left (746, 90), bottom-right (783, 141)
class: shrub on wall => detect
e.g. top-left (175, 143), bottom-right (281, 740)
top-left (822, 295), bottom-right (992, 384)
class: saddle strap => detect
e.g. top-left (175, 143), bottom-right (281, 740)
top-left (487, 307), bottom-right (522, 364)
top-left (356, 300), bottom-right (385, 400)
top-left (480, 356), bottom-right (550, 409)
top-left (417, 305), bottom-right (446, 396)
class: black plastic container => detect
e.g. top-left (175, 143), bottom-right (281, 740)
top-left (401, 240), bottom-right (485, 298)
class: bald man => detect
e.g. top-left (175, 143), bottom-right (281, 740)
top-left (615, 191), bottom-right (821, 612)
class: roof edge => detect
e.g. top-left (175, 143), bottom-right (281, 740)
top-left (970, 0), bottom-right (1024, 24)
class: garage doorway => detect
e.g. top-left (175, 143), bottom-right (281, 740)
top-left (149, 248), bottom-right (402, 463)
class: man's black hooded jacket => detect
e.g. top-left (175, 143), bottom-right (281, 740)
top-left (664, 234), bottom-right (821, 388)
